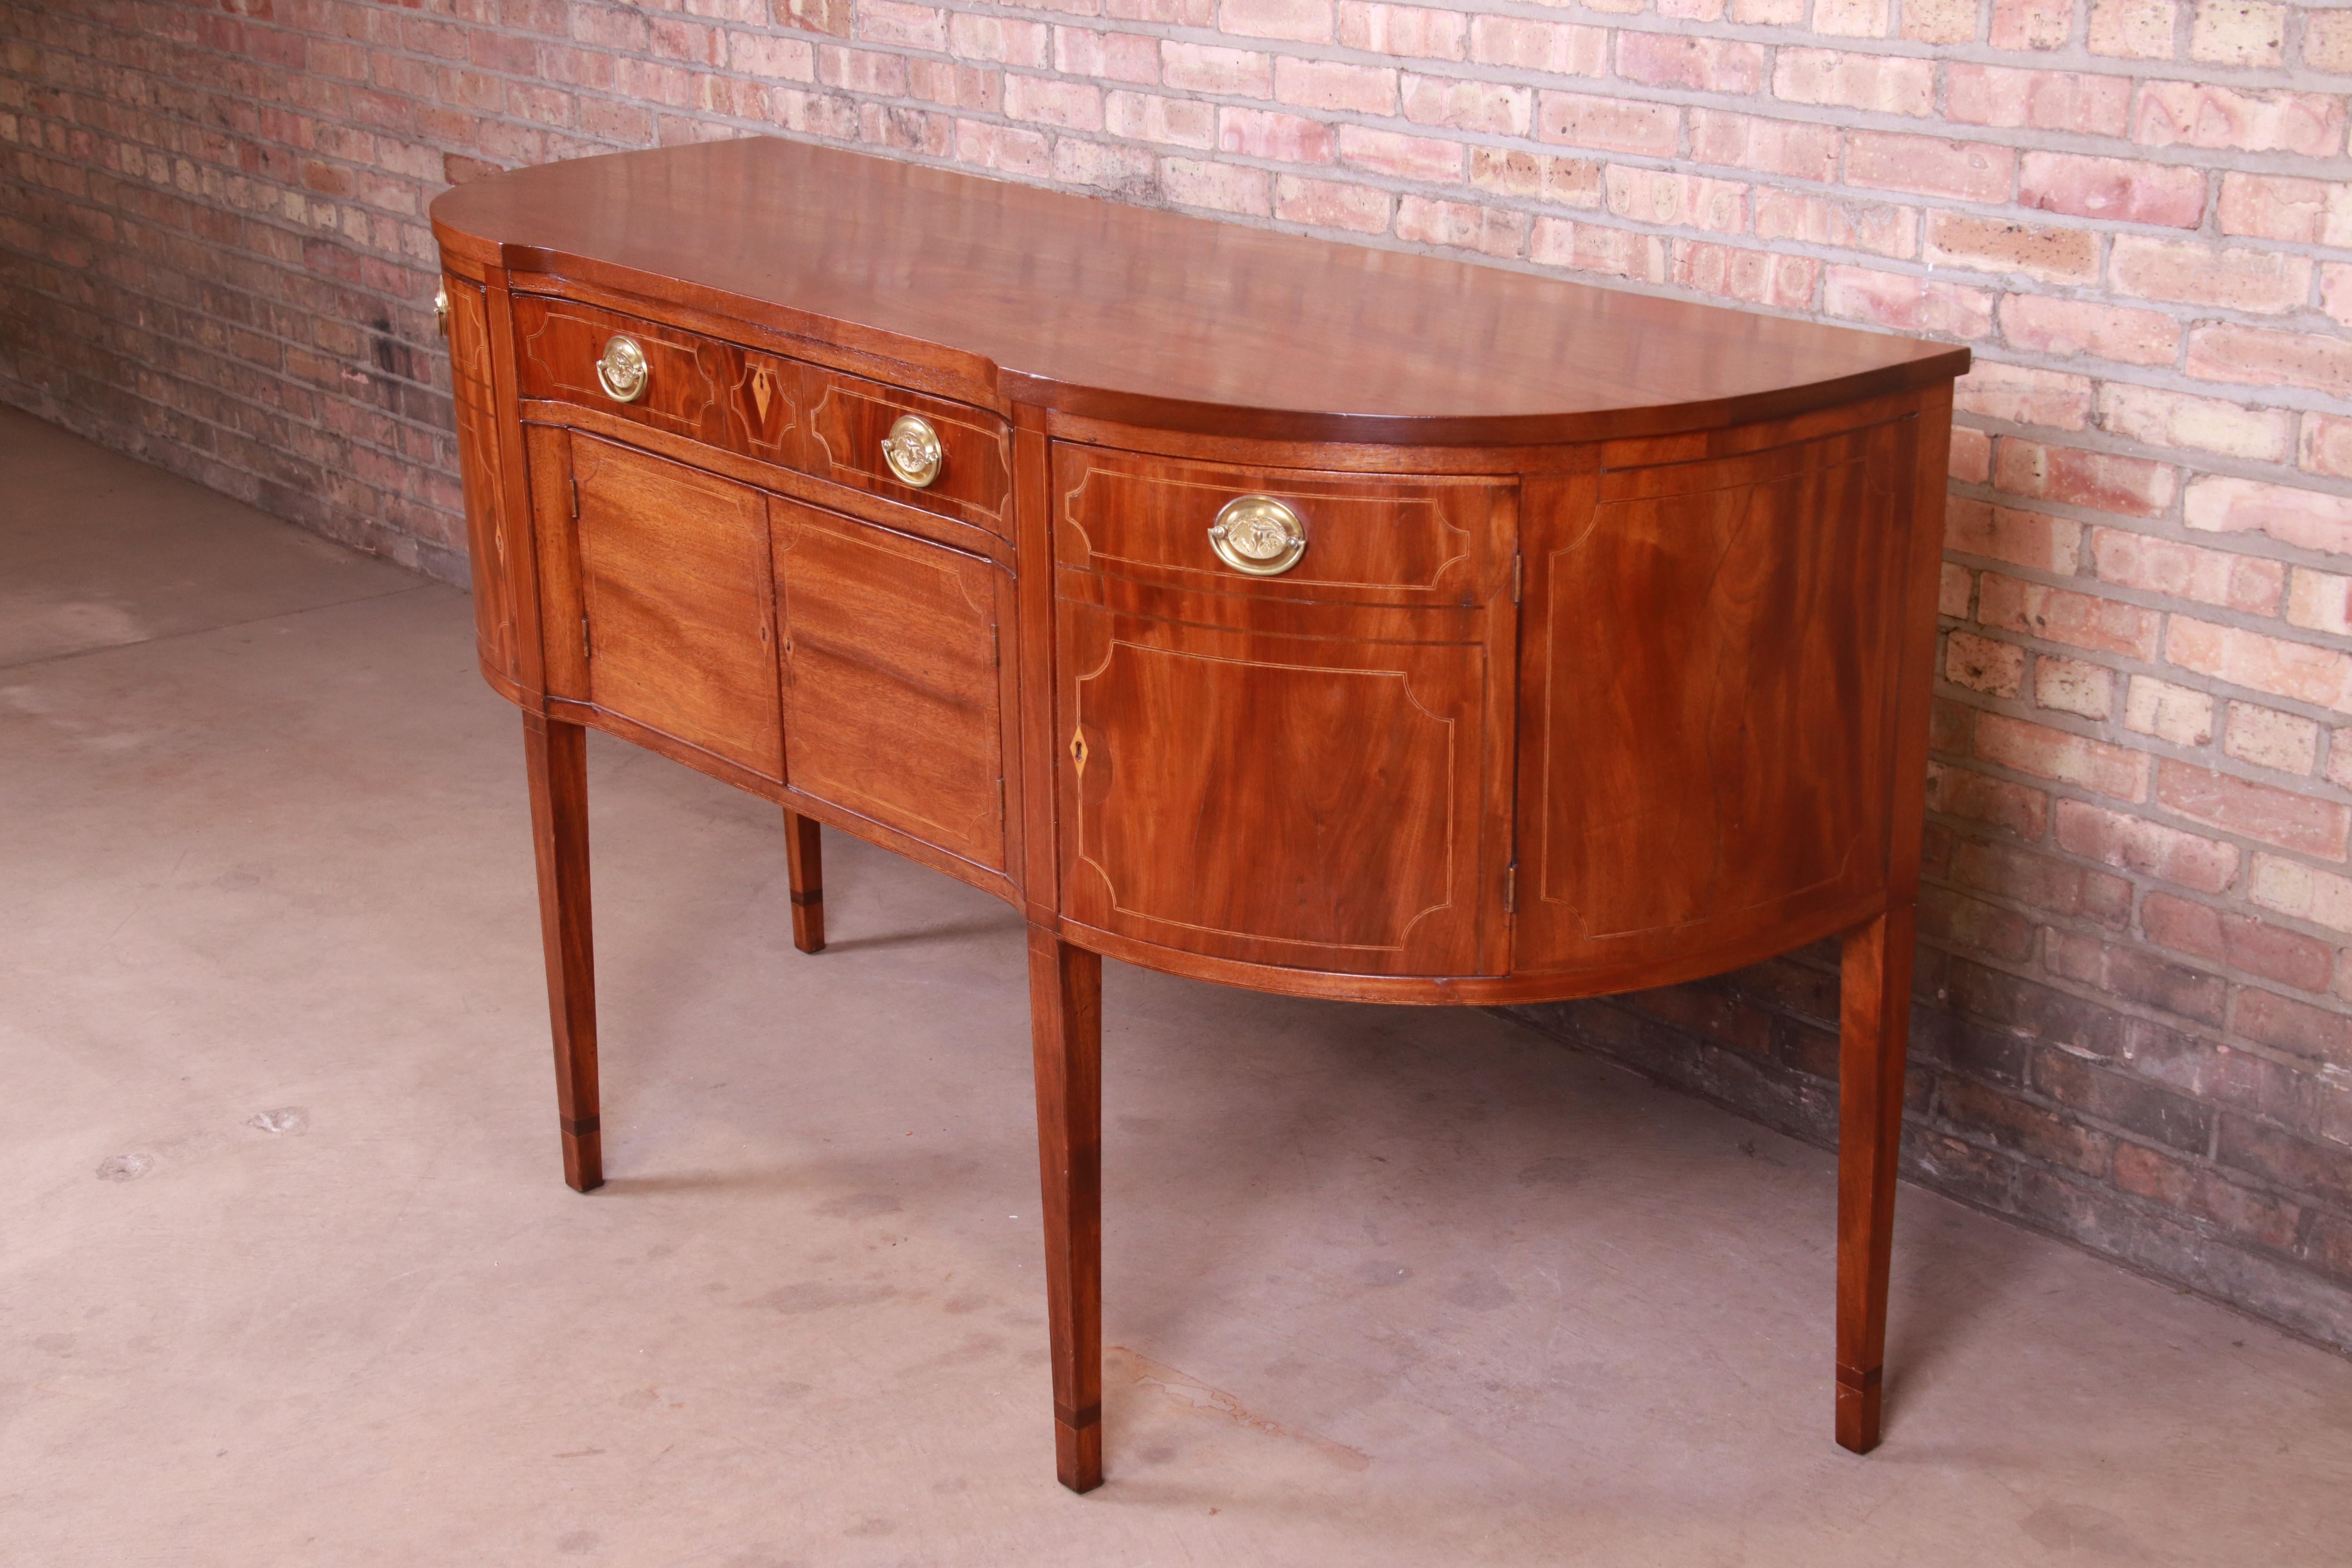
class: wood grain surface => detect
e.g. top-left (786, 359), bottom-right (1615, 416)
top-left (433, 136), bottom-right (1968, 446)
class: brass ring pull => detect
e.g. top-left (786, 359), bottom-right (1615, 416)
top-left (1208, 495), bottom-right (1307, 576)
top-left (434, 282), bottom-right (449, 339)
top-left (880, 413), bottom-right (943, 488)
top-left (596, 335), bottom-right (648, 403)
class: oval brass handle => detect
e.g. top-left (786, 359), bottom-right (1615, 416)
top-left (434, 282), bottom-right (450, 339)
top-left (880, 413), bottom-right (943, 488)
top-left (596, 335), bottom-right (648, 404)
top-left (1209, 495), bottom-right (1307, 576)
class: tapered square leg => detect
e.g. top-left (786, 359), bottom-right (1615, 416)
top-left (1836, 904), bottom-right (1914, 1452)
top-left (1027, 925), bottom-right (1103, 1494)
top-left (524, 711), bottom-right (601, 1193)
top-left (784, 808), bottom-right (824, 954)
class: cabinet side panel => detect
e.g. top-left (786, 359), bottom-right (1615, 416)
top-left (1517, 416), bottom-right (1910, 975)
top-left (447, 275), bottom-right (521, 694)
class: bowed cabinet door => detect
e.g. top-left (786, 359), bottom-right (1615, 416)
top-left (1056, 583), bottom-right (1507, 978)
top-left (770, 497), bottom-right (1010, 876)
top-left (526, 427), bottom-right (784, 782)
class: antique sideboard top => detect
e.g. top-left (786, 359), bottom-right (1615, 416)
top-left (431, 136), bottom-right (1969, 446)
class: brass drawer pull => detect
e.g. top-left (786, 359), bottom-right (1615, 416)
top-left (1208, 495), bottom-right (1307, 576)
top-left (596, 334), bottom-right (648, 403)
top-left (880, 413), bottom-right (944, 488)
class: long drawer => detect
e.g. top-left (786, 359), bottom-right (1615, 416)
top-left (511, 292), bottom-right (1013, 538)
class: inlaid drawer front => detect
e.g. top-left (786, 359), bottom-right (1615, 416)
top-left (512, 294), bottom-right (802, 464)
top-left (1053, 446), bottom-right (1512, 605)
top-left (804, 370), bottom-right (1012, 537)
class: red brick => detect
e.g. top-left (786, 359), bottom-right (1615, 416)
top-left (2218, 173), bottom-right (2352, 245)
top-left (1161, 41), bottom-right (1272, 96)
top-left (1955, 840), bottom-right (2132, 926)
top-left (1338, 3), bottom-right (1467, 62)
top-left (2232, 987), bottom-right (2352, 1069)
top-left (2018, 152), bottom-right (2207, 229)
top-left (1992, 0), bottom-right (2074, 48)
top-left (1926, 214), bottom-right (2097, 285)
top-left (1467, 16), bottom-right (1607, 76)
top-left (1606, 168), bottom-right (1746, 234)
top-left (2056, 799), bottom-right (2241, 892)
top-left (1688, 112), bottom-right (1839, 182)
top-left (1272, 56), bottom-right (1395, 114)
top-left (1399, 74), bottom-right (1530, 137)
top-left (2135, 82), bottom-right (2347, 158)
top-left (2098, 385), bottom-right (2294, 465)
top-left (1921, 886), bottom-right (2036, 960)
top-left (1955, 361), bottom-right (2093, 430)
top-left (2156, 760), bottom-right (2352, 857)
top-left (2186, 326), bottom-right (2352, 399)
top-left (1468, 149), bottom-right (1603, 209)
top-left (1536, 91), bottom-right (1679, 156)
top-left (2164, 617), bottom-right (2352, 716)
top-left (1751, 190), bottom-right (1917, 259)
top-left (1975, 712), bottom-right (2151, 800)
top-left (1946, 630), bottom-right (2026, 695)
top-left (1846, 133), bottom-right (2015, 202)
top-left (1670, 243), bottom-right (1819, 309)
top-left (2087, 0), bottom-right (2176, 56)
top-left (2183, 477), bottom-right (2352, 558)
top-left (1927, 762), bottom-right (2052, 838)
top-left (1528, 219), bottom-right (1667, 283)
top-left (1218, 0), bottom-right (1334, 43)
top-left (1616, 31), bottom-right (1766, 94)
top-left (1978, 572), bottom-right (2161, 661)
top-left (2302, 415), bottom-right (2352, 481)
top-left (2113, 1143), bottom-right (2301, 1250)
top-left (2089, 527), bottom-right (2283, 616)
top-left (1395, 195), bottom-right (1528, 259)
top-left (1054, 26), bottom-right (1160, 82)
top-left (1994, 440), bottom-right (2177, 518)
top-left (1160, 157), bottom-right (1270, 214)
top-left (1003, 73), bottom-right (1103, 131)
top-left (1217, 107), bottom-right (1334, 162)
top-left (1948, 499), bottom-right (2081, 572)
top-left (1334, 125), bottom-right (1459, 181)
top-left (2143, 892), bottom-right (2334, 991)
top-left (1273, 173), bottom-right (1388, 232)
top-left (1773, 49), bottom-right (1933, 116)
top-left (1822, 266), bottom-right (1994, 338)
top-left (1950, 428), bottom-right (1994, 484)
top-left (1946, 66), bottom-right (2132, 135)
top-left (1999, 294), bottom-right (2180, 367)
top-left (2109, 237), bottom-right (2314, 314)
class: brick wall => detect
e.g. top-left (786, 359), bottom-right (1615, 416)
top-left (6, 0), bottom-right (2352, 1348)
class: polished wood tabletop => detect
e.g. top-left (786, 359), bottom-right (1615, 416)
top-left (434, 135), bottom-right (1967, 445)
top-left (434, 136), bottom-right (1965, 1497)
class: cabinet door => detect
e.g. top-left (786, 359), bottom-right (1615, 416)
top-left (1057, 583), bottom-right (1504, 977)
top-left (532, 429), bottom-right (783, 780)
top-left (772, 499), bottom-right (1008, 873)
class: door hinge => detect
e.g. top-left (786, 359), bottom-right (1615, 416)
top-left (1503, 860), bottom-right (1517, 915)
top-left (581, 616), bottom-right (592, 661)
top-left (1510, 551), bottom-right (1523, 606)
top-left (569, 477), bottom-right (580, 520)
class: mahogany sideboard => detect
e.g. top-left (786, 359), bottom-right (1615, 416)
top-left (430, 135), bottom-right (1968, 1494)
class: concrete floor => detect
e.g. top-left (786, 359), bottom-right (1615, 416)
top-left (4, 402), bottom-right (2349, 1566)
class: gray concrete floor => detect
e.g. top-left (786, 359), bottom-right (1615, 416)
top-left (3, 402), bottom-right (2348, 1566)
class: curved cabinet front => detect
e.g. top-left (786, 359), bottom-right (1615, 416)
top-left (431, 134), bottom-right (1968, 1499)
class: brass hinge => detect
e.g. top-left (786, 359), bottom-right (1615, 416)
top-left (1503, 860), bottom-right (1517, 915)
top-left (569, 477), bottom-right (580, 520)
top-left (1510, 551), bottom-right (1523, 606)
top-left (581, 616), bottom-right (591, 661)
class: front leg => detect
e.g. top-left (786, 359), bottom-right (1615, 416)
top-left (1835, 904), bottom-right (1914, 1452)
top-left (524, 711), bottom-right (601, 1192)
top-left (1027, 925), bottom-right (1103, 1492)
top-left (784, 807), bottom-right (824, 954)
